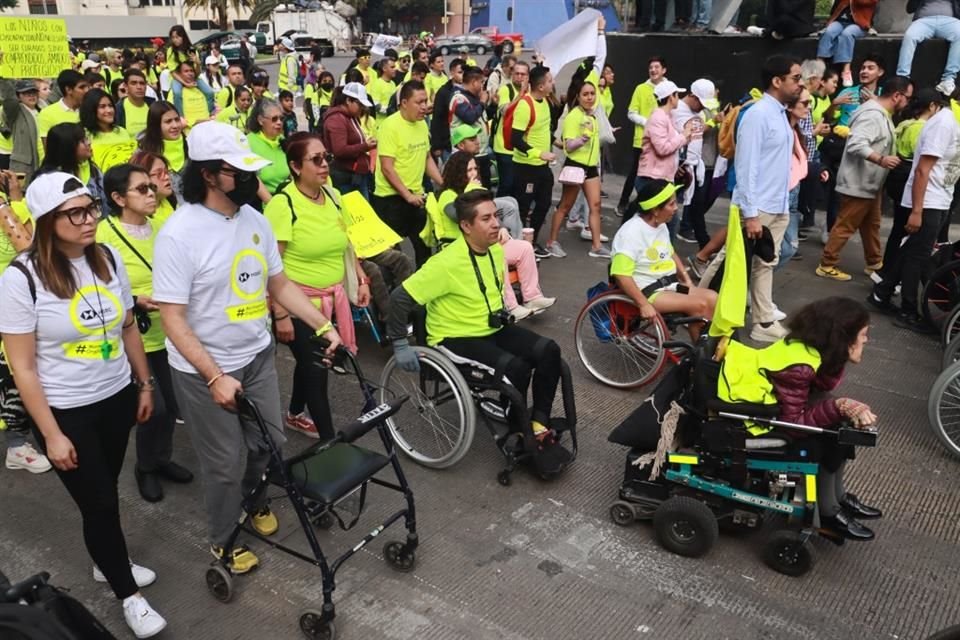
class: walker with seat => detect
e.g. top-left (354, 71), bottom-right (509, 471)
top-left (607, 336), bottom-right (878, 577)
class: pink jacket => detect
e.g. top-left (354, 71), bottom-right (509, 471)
top-left (788, 130), bottom-right (808, 190)
top-left (637, 108), bottom-right (687, 181)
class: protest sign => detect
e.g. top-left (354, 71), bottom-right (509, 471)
top-left (0, 18), bottom-right (71, 79)
top-left (370, 34), bottom-right (402, 56)
top-left (342, 191), bottom-right (402, 258)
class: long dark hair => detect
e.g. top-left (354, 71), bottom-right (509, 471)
top-left (140, 101), bottom-right (186, 156)
top-left (785, 297), bottom-right (870, 376)
top-left (37, 123), bottom-right (94, 179)
top-left (79, 88), bottom-right (115, 134)
top-left (441, 151), bottom-right (474, 194)
top-left (167, 25), bottom-right (193, 67)
top-left (565, 77), bottom-right (596, 111)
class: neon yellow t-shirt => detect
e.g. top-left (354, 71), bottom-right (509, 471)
top-left (563, 107), bottom-right (600, 167)
top-left (122, 101), bottom-right (150, 137)
top-left (181, 86), bottom-right (210, 127)
top-left (215, 85), bottom-right (236, 110)
top-left (425, 71), bottom-right (447, 102)
top-left (38, 100), bottom-right (79, 139)
top-left (403, 236), bottom-right (506, 346)
top-left (627, 81), bottom-right (657, 149)
top-left (264, 183), bottom-right (351, 290)
top-left (368, 76), bottom-right (396, 120)
top-left (374, 112), bottom-right (430, 197)
top-left (152, 198), bottom-right (175, 227)
top-left (90, 127), bottom-right (135, 172)
top-left (162, 137), bottom-right (186, 172)
top-left (599, 86), bottom-right (613, 116)
top-left (216, 104), bottom-right (249, 131)
top-left (435, 188), bottom-right (465, 241)
top-left (0, 200), bottom-right (31, 271)
top-left (511, 96), bottom-right (551, 166)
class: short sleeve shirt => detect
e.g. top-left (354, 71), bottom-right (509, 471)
top-left (37, 100), bottom-right (79, 139)
top-left (0, 246), bottom-right (134, 409)
top-left (152, 203), bottom-right (284, 374)
top-left (563, 107), bottom-right (600, 167)
top-left (903, 108), bottom-right (960, 210)
top-left (374, 112), bottom-right (430, 197)
top-left (609, 215), bottom-right (677, 290)
top-left (511, 96), bottom-right (552, 166)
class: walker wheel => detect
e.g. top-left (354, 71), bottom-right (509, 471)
top-left (609, 501), bottom-right (637, 527)
top-left (314, 511), bottom-right (336, 530)
top-left (299, 609), bottom-right (336, 640)
top-left (205, 564), bottom-right (233, 603)
top-left (497, 470), bottom-right (512, 486)
top-left (763, 530), bottom-right (815, 577)
top-left (383, 541), bottom-right (417, 573)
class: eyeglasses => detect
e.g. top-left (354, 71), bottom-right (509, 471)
top-left (127, 183), bottom-right (158, 195)
top-left (56, 202), bottom-right (101, 226)
top-left (306, 152), bottom-right (334, 167)
top-left (783, 73), bottom-right (802, 82)
top-left (262, 114), bottom-right (282, 123)
top-left (220, 166), bottom-right (256, 182)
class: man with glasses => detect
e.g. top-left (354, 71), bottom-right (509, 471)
top-left (732, 54), bottom-right (803, 342)
top-left (817, 75), bottom-right (913, 282)
top-left (153, 122), bottom-right (342, 574)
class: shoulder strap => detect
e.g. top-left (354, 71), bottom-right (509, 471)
top-left (7, 259), bottom-right (35, 304)
top-left (523, 95), bottom-right (536, 130)
top-left (103, 216), bottom-right (152, 271)
top-left (98, 243), bottom-right (118, 272)
top-left (280, 191), bottom-right (296, 225)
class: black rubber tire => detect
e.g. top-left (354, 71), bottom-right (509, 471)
top-left (299, 610), bottom-right (335, 640)
top-left (502, 40), bottom-right (515, 53)
top-left (205, 565), bottom-right (233, 603)
top-left (652, 496), bottom-right (718, 558)
top-left (439, 46), bottom-right (450, 56)
top-left (609, 501), bottom-right (636, 526)
top-left (383, 541), bottom-right (417, 573)
top-left (763, 530), bottom-right (814, 577)
top-left (925, 624), bottom-right (960, 640)
top-left (476, 45), bottom-right (486, 55)
top-left (497, 470), bottom-right (512, 486)
top-left (315, 511), bottom-right (336, 530)
top-left (922, 259), bottom-right (960, 330)
top-left (941, 304), bottom-right (960, 348)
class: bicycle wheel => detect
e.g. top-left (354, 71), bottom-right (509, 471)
top-left (941, 304), bottom-right (960, 348)
top-left (379, 346), bottom-right (476, 469)
top-left (922, 259), bottom-right (960, 330)
top-left (574, 292), bottom-right (668, 388)
top-left (927, 360), bottom-right (960, 459)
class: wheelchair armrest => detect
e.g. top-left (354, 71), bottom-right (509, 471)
top-left (836, 425), bottom-right (878, 447)
top-left (338, 396), bottom-right (408, 444)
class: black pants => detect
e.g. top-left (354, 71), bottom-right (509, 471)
top-left (34, 385), bottom-right (139, 599)
top-left (875, 208), bottom-right (947, 313)
top-left (879, 205), bottom-right (911, 282)
top-left (618, 147), bottom-right (642, 208)
top-left (495, 152), bottom-right (515, 198)
top-left (440, 325), bottom-right (561, 428)
top-left (136, 350), bottom-right (179, 472)
top-left (797, 160), bottom-right (820, 227)
top-left (285, 317), bottom-right (334, 441)
top-left (681, 167), bottom-right (716, 248)
top-left (371, 194), bottom-right (430, 268)
top-left (512, 163), bottom-right (554, 242)
top-left (636, 0), bottom-right (667, 29)
top-left (476, 154), bottom-right (493, 189)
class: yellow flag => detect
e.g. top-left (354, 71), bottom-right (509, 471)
top-left (708, 204), bottom-right (747, 338)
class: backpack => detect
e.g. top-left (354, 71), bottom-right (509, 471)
top-left (8, 244), bottom-right (117, 304)
top-left (500, 93), bottom-right (535, 152)
top-left (489, 83), bottom-right (516, 142)
top-left (717, 96), bottom-right (757, 160)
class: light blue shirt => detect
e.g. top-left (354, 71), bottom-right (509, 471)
top-left (732, 93), bottom-right (792, 218)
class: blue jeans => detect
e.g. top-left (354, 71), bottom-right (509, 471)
top-left (777, 186), bottom-right (801, 270)
top-left (817, 20), bottom-right (865, 65)
top-left (897, 16), bottom-right (960, 82)
top-left (695, 0), bottom-right (712, 27)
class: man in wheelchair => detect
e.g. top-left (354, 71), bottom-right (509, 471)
top-left (611, 179), bottom-right (717, 339)
top-left (387, 189), bottom-right (570, 470)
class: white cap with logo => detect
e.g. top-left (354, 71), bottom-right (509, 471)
top-left (26, 172), bottom-right (92, 220)
top-left (186, 121), bottom-right (271, 172)
top-left (653, 79), bottom-right (686, 101)
top-left (204, 55), bottom-right (220, 66)
top-left (342, 82), bottom-right (373, 107)
top-left (690, 78), bottom-right (720, 111)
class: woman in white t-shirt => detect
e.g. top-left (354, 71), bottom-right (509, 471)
top-left (609, 179), bottom-right (717, 339)
top-left (0, 172), bottom-right (168, 639)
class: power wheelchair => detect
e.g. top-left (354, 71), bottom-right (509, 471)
top-left (379, 309), bottom-right (578, 485)
top-left (607, 337), bottom-right (878, 577)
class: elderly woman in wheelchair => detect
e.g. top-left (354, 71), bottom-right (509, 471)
top-left (608, 297), bottom-right (879, 576)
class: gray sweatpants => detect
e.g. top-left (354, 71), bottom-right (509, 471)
top-left (171, 346), bottom-right (286, 547)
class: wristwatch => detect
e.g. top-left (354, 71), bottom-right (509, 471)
top-left (134, 375), bottom-right (157, 390)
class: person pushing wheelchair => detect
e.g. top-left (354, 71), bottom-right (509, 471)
top-left (386, 188), bottom-right (570, 471)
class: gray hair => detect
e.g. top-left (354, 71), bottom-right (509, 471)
top-left (800, 59), bottom-right (826, 81)
top-left (246, 97), bottom-right (281, 134)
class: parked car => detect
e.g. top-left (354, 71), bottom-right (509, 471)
top-left (470, 27), bottom-right (523, 53)
top-left (434, 33), bottom-right (494, 56)
top-left (195, 30), bottom-right (265, 54)
top-left (279, 29), bottom-right (334, 57)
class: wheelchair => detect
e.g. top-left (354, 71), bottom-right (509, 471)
top-left (378, 310), bottom-right (578, 485)
top-left (607, 337), bottom-right (878, 577)
top-left (574, 282), bottom-right (706, 389)
top-left (928, 358), bottom-right (960, 459)
top-left (206, 341), bottom-right (418, 640)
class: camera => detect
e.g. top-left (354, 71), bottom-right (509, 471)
top-left (488, 310), bottom-right (516, 329)
top-left (135, 308), bottom-right (152, 334)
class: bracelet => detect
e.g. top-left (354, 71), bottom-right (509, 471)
top-left (359, 276), bottom-right (370, 286)
top-left (134, 375), bottom-right (156, 390)
top-left (315, 321), bottom-right (333, 336)
top-left (274, 314), bottom-right (290, 321)
top-left (206, 371), bottom-right (225, 388)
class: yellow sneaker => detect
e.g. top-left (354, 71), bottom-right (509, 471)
top-left (251, 506), bottom-right (279, 536)
top-left (815, 264), bottom-right (852, 281)
top-left (210, 544), bottom-right (259, 574)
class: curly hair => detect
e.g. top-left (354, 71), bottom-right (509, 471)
top-left (785, 297), bottom-right (870, 376)
top-left (440, 151), bottom-right (474, 194)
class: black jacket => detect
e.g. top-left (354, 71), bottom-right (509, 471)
top-left (430, 80), bottom-right (456, 153)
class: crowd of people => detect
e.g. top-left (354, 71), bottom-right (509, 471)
top-left (0, 9), bottom-right (937, 636)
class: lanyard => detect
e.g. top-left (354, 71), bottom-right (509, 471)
top-left (467, 245), bottom-right (502, 317)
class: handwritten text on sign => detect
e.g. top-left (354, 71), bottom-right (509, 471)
top-left (0, 18), bottom-right (71, 79)
top-left (342, 191), bottom-right (402, 258)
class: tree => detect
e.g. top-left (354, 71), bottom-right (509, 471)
top-left (0, 0), bottom-right (18, 10)
top-left (183, 0), bottom-right (253, 31)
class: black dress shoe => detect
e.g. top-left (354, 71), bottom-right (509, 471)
top-left (135, 466), bottom-right (164, 502)
top-left (821, 511), bottom-right (874, 541)
top-left (156, 461), bottom-right (194, 484)
top-left (839, 492), bottom-right (882, 519)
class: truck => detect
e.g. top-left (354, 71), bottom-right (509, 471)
top-left (469, 26), bottom-right (523, 53)
top-left (256, 3), bottom-right (357, 52)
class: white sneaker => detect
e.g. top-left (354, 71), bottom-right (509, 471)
top-left (771, 306), bottom-right (787, 322)
top-left (123, 595), bottom-right (167, 639)
top-left (94, 561), bottom-right (157, 588)
top-left (524, 296), bottom-right (556, 313)
top-left (565, 218), bottom-right (584, 231)
top-left (937, 79), bottom-right (956, 97)
top-left (5, 443), bottom-right (52, 473)
top-left (579, 229), bottom-right (609, 242)
top-left (509, 305), bottom-right (533, 321)
top-left (546, 241), bottom-right (567, 258)
top-left (746, 25), bottom-right (764, 36)
top-left (750, 321), bottom-right (789, 343)
top-left (588, 245), bottom-right (612, 259)
top-left (820, 229), bottom-right (829, 245)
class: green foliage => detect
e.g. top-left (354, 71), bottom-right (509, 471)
top-left (0, 0), bottom-right (18, 10)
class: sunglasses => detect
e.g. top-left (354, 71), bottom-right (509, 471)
top-left (127, 183), bottom-right (158, 195)
top-left (306, 152), bottom-right (334, 167)
top-left (262, 114), bottom-right (282, 123)
top-left (56, 202), bottom-right (101, 226)
top-left (220, 165), bottom-right (256, 182)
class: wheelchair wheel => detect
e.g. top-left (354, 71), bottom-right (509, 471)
top-left (380, 346), bottom-right (476, 469)
top-left (574, 292), bottom-right (669, 389)
top-left (299, 610), bottom-right (335, 640)
top-left (609, 500), bottom-right (637, 527)
top-left (927, 360), bottom-right (960, 459)
top-left (652, 496), bottom-right (718, 558)
top-left (941, 304), bottom-right (960, 348)
top-left (942, 335), bottom-right (960, 371)
top-left (205, 565), bottom-right (233, 603)
top-left (763, 530), bottom-right (814, 577)
top-left (922, 259), bottom-right (960, 330)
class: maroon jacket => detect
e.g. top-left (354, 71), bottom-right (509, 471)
top-left (768, 364), bottom-right (845, 427)
top-left (321, 105), bottom-right (371, 174)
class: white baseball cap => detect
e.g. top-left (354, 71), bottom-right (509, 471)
top-left (26, 172), bottom-right (92, 220)
top-left (690, 78), bottom-right (720, 111)
top-left (80, 59), bottom-right (100, 71)
top-left (204, 54), bottom-right (220, 66)
top-left (280, 37), bottom-right (295, 50)
top-left (654, 80), bottom-right (685, 101)
top-left (342, 82), bottom-right (372, 107)
top-left (186, 121), bottom-right (271, 172)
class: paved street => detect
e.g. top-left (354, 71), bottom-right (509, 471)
top-left (2, 159), bottom-right (957, 639)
